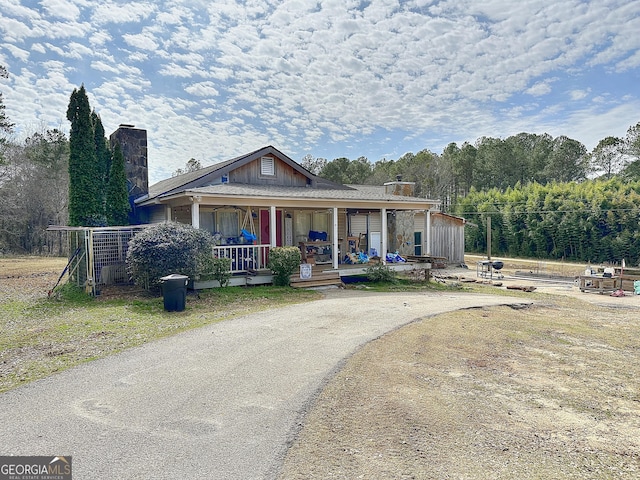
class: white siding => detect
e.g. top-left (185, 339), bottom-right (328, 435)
top-left (369, 213), bottom-right (382, 232)
top-left (148, 205), bottom-right (167, 223)
top-left (349, 212), bottom-right (382, 235)
top-left (350, 215), bottom-right (367, 237)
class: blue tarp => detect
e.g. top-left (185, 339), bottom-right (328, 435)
top-left (386, 253), bottom-right (406, 263)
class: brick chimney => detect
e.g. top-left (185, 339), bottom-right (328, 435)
top-left (109, 124), bottom-right (148, 199)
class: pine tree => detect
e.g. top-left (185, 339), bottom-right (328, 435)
top-left (106, 142), bottom-right (130, 225)
top-left (66, 85), bottom-right (104, 226)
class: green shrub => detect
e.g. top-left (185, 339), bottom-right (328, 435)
top-left (126, 222), bottom-right (215, 290)
top-left (365, 262), bottom-right (397, 283)
top-left (268, 246), bottom-right (302, 286)
top-left (199, 256), bottom-right (232, 287)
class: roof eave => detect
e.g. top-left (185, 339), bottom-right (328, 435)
top-left (152, 190), bottom-right (440, 210)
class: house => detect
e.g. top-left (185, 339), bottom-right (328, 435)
top-left (114, 124), bottom-right (444, 276)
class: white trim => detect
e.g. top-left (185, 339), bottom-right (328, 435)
top-left (332, 207), bottom-right (339, 269)
top-left (381, 208), bottom-right (387, 262)
top-left (426, 209), bottom-right (432, 255)
top-left (270, 206), bottom-right (277, 247)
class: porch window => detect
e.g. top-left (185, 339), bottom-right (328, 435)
top-left (199, 211), bottom-right (215, 233)
top-left (312, 212), bottom-right (329, 236)
top-left (294, 211), bottom-right (330, 242)
top-left (260, 156), bottom-right (275, 176)
top-left (218, 211), bottom-right (239, 237)
top-left (295, 212), bottom-right (311, 242)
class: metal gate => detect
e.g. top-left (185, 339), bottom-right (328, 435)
top-left (49, 226), bottom-right (147, 295)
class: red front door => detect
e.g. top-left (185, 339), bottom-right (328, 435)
top-left (260, 209), bottom-right (282, 266)
top-left (260, 209), bottom-right (282, 246)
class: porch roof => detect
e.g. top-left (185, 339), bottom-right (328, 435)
top-left (151, 183), bottom-right (440, 210)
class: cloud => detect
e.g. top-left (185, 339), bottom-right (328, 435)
top-left (91, 2), bottom-right (156, 24)
top-left (569, 89), bottom-right (590, 101)
top-left (122, 32), bottom-right (159, 51)
top-left (2, 43), bottom-right (30, 62)
top-left (39, 0), bottom-right (81, 21)
top-left (88, 30), bottom-right (112, 47)
top-left (184, 81), bottom-right (219, 97)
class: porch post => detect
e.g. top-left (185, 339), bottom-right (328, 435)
top-left (190, 196), bottom-right (201, 229)
top-left (165, 205), bottom-right (172, 222)
top-left (425, 209), bottom-right (432, 255)
top-left (270, 205), bottom-right (277, 247)
top-left (381, 208), bottom-right (388, 263)
top-left (332, 207), bottom-right (339, 269)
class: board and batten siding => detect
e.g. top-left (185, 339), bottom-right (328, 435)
top-left (430, 213), bottom-right (465, 264)
top-left (229, 156), bottom-right (309, 187)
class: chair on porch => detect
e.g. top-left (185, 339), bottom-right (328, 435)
top-left (347, 236), bottom-right (360, 253)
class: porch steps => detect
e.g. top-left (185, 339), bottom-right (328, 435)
top-left (289, 270), bottom-right (343, 289)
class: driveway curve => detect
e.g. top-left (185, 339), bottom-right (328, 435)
top-left (0, 290), bottom-right (529, 479)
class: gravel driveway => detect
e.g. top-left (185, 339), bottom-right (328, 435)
top-left (0, 290), bottom-right (526, 479)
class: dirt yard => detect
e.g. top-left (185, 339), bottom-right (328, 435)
top-left (277, 285), bottom-right (640, 478)
top-left (0, 256), bottom-right (68, 300)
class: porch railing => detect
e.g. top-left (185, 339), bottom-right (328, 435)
top-left (213, 244), bottom-right (271, 273)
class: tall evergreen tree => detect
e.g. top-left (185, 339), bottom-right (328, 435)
top-left (106, 142), bottom-right (130, 225)
top-left (92, 111), bottom-right (111, 206)
top-left (66, 85), bottom-right (104, 226)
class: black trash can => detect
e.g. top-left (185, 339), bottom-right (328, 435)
top-left (160, 274), bottom-right (189, 312)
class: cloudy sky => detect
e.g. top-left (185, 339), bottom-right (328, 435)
top-left (1, 0), bottom-right (639, 184)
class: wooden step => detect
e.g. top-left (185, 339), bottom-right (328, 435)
top-left (289, 271), bottom-right (343, 288)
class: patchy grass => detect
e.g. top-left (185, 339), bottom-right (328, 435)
top-left (0, 280), bottom-right (319, 393)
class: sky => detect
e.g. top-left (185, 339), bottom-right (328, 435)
top-left (1, 0), bottom-right (639, 185)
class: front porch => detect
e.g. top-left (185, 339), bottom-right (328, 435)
top-left (171, 202), bottom-right (438, 272)
top-left (191, 247), bottom-right (428, 289)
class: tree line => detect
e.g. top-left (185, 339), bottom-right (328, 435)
top-left (454, 179), bottom-right (640, 265)
top-left (303, 126), bottom-right (640, 201)
top-left (66, 85), bottom-right (129, 227)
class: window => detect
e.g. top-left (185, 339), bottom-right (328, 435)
top-left (261, 156), bottom-right (275, 176)
top-left (295, 212), bottom-right (311, 242)
top-left (313, 212), bottom-right (329, 235)
top-left (218, 211), bottom-right (239, 237)
top-left (294, 211), bottom-right (330, 242)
